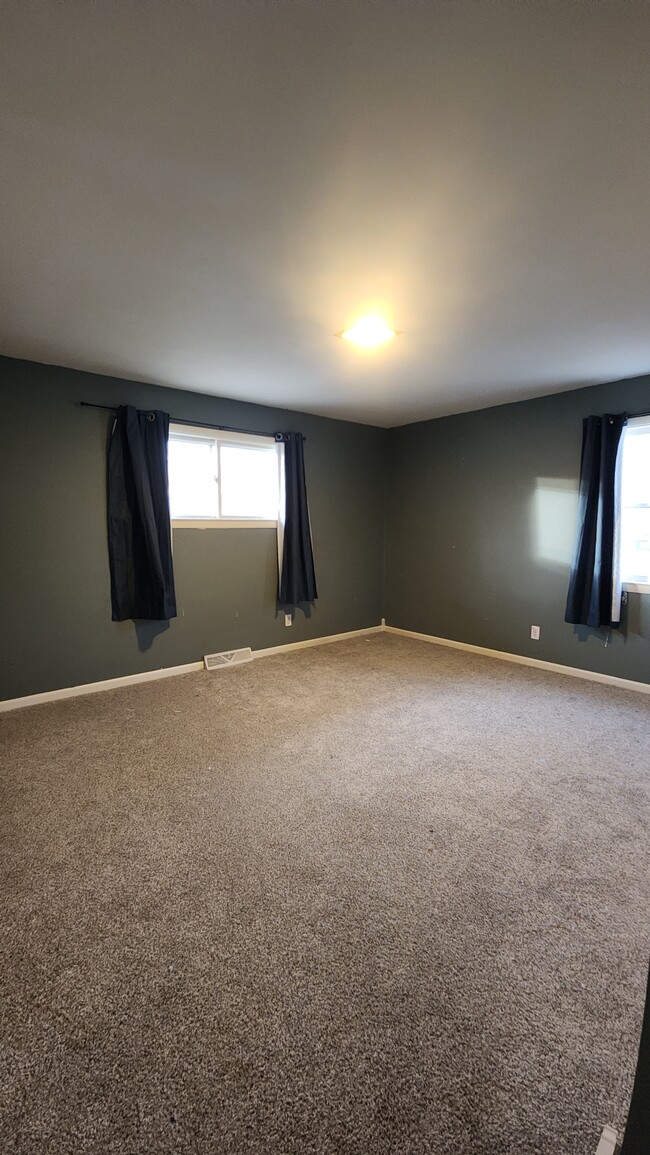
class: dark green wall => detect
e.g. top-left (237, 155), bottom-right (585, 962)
top-left (385, 375), bottom-right (650, 685)
top-left (0, 357), bottom-right (386, 699)
top-left (2, 356), bottom-right (649, 699)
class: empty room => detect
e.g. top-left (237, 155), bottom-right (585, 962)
top-left (1, 2), bottom-right (649, 1154)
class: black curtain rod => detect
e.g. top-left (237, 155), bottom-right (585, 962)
top-left (78, 401), bottom-right (291, 440)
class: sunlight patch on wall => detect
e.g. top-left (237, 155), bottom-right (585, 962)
top-left (532, 478), bottom-right (578, 567)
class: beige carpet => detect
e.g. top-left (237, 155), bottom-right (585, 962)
top-left (1, 634), bottom-right (649, 1154)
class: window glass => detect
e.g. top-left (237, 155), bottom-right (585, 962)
top-left (168, 437), bottom-right (216, 519)
top-left (620, 423), bottom-right (650, 586)
top-left (219, 443), bottom-right (280, 519)
top-left (167, 425), bottom-right (280, 523)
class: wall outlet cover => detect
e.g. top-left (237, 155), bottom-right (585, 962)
top-left (531, 625), bottom-right (541, 640)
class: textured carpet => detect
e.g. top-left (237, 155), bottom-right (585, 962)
top-left (1, 634), bottom-right (649, 1155)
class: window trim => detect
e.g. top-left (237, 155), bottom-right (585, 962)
top-left (168, 423), bottom-right (283, 528)
top-left (623, 582), bottom-right (650, 595)
top-left (620, 414), bottom-right (650, 596)
top-left (171, 519), bottom-right (278, 530)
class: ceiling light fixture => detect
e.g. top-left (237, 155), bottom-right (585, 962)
top-left (337, 315), bottom-right (398, 349)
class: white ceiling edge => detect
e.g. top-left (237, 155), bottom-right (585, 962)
top-left (3, 345), bottom-right (645, 430)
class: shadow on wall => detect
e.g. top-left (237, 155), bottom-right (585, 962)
top-left (570, 595), bottom-right (641, 645)
top-left (625, 592), bottom-right (646, 638)
top-left (276, 601), bottom-right (313, 620)
top-left (134, 619), bottom-right (171, 652)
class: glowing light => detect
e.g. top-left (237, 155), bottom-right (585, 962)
top-left (338, 315), bottom-right (397, 349)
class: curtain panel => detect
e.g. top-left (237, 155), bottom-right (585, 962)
top-left (565, 414), bottom-right (625, 629)
top-left (276, 432), bottom-right (317, 608)
top-left (108, 405), bottom-right (177, 621)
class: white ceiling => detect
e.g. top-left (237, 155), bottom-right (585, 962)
top-left (1, 1), bottom-right (650, 427)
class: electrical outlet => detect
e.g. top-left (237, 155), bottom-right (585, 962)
top-left (284, 613), bottom-right (293, 627)
top-left (530, 625), bottom-right (540, 640)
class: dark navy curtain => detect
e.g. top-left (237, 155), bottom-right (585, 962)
top-left (564, 414), bottom-right (625, 629)
top-left (108, 405), bottom-right (177, 621)
top-left (620, 960), bottom-right (650, 1154)
top-left (276, 432), bottom-right (317, 607)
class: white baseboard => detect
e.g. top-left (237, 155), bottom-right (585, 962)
top-left (3, 621), bottom-right (645, 711)
top-left (0, 661), bottom-right (205, 713)
top-left (595, 1125), bottom-right (618, 1155)
top-left (254, 624), bottom-right (383, 660)
top-left (0, 625), bottom-right (383, 712)
top-left (385, 625), bottom-right (650, 695)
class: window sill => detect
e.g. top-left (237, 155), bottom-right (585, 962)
top-left (623, 582), bottom-right (650, 596)
top-left (172, 519), bottom-right (277, 530)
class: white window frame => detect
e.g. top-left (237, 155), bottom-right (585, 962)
top-left (620, 415), bottom-right (650, 596)
top-left (168, 424), bottom-right (284, 529)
